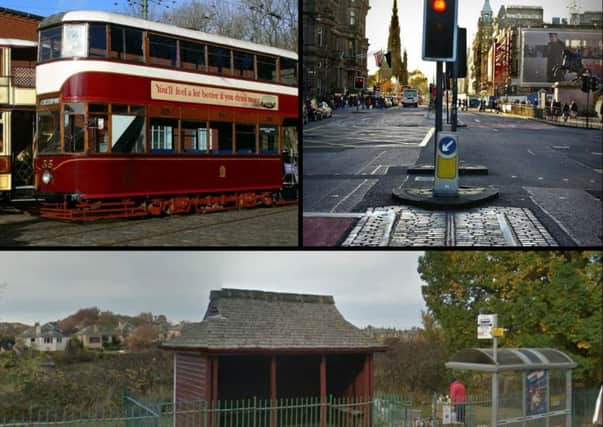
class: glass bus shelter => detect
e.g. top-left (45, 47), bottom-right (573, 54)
top-left (446, 348), bottom-right (577, 427)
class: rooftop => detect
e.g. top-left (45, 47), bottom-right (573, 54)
top-left (163, 289), bottom-right (384, 353)
top-left (446, 348), bottom-right (577, 372)
top-left (0, 7), bottom-right (43, 21)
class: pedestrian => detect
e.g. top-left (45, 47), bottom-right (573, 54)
top-left (563, 102), bottom-right (570, 123)
top-left (450, 378), bottom-right (466, 424)
top-left (570, 100), bottom-right (578, 119)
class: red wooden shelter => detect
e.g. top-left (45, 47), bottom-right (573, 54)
top-left (162, 288), bottom-right (385, 426)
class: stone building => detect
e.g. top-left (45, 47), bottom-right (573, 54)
top-left (0, 7), bottom-right (41, 195)
top-left (485, 6), bottom-right (601, 96)
top-left (470, 0), bottom-right (495, 95)
top-left (489, 5), bottom-right (544, 96)
top-left (302, 0), bottom-right (370, 98)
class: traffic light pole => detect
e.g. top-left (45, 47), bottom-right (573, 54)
top-left (435, 61), bottom-right (443, 164)
top-left (452, 62), bottom-right (458, 131)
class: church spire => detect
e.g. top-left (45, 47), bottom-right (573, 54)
top-left (393, 0), bottom-right (398, 16)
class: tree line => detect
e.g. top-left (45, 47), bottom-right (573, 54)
top-left (119, 0), bottom-right (298, 51)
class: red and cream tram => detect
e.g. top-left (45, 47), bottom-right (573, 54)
top-left (34, 10), bottom-right (298, 220)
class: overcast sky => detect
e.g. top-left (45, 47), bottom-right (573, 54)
top-left (367, 0), bottom-right (603, 79)
top-left (0, 252), bottom-right (426, 329)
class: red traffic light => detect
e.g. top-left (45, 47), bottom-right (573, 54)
top-left (432, 0), bottom-right (447, 12)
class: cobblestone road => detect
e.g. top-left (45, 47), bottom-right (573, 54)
top-left (0, 205), bottom-right (298, 247)
top-left (341, 206), bottom-right (558, 247)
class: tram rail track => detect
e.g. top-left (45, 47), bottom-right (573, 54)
top-left (0, 205), bottom-right (297, 246)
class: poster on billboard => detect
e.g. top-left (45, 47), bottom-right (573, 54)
top-left (520, 29), bottom-right (603, 86)
top-left (526, 370), bottom-right (548, 416)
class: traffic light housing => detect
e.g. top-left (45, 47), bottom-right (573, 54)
top-left (354, 77), bottom-right (365, 90)
top-left (456, 27), bottom-right (467, 78)
top-left (423, 0), bottom-right (458, 62)
top-left (591, 76), bottom-right (600, 92)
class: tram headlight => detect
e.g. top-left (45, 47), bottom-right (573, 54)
top-left (42, 170), bottom-right (53, 184)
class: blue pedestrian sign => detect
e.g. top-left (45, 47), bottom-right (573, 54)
top-left (438, 136), bottom-right (457, 157)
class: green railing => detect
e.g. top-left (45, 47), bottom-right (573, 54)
top-left (1, 393), bottom-right (413, 427)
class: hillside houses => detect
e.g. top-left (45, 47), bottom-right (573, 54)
top-left (20, 322), bottom-right (67, 352)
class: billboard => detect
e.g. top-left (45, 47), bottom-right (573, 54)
top-left (526, 370), bottom-right (548, 416)
top-left (520, 29), bottom-right (603, 86)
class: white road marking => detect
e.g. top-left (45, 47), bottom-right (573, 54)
top-left (528, 149), bottom-right (535, 156)
top-left (330, 179), bottom-right (369, 213)
top-left (355, 150), bottom-right (387, 174)
top-left (592, 152), bottom-right (603, 156)
top-left (303, 212), bottom-right (365, 218)
top-left (492, 128), bottom-right (499, 132)
top-left (474, 119), bottom-right (481, 122)
top-left (419, 127), bottom-right (435, 147)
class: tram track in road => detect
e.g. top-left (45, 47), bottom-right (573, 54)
top-left (5, 205), bottom-right (298, 246)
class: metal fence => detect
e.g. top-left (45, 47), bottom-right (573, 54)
top-left (500, 103), bottom-right (602, 129)
top-left (0, 393), bottom-right (413, 427)
top-left (429, 388), bottom-right (598, 427)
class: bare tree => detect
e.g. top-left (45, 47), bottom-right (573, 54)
top-left (160, 0), bottom-right (297, 51)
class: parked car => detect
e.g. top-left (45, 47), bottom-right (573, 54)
top-left (317, 101), bottom-right (333, 118)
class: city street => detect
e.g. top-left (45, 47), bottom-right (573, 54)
top-left (303, 106), bottom-right (602, 246)
top-left (0, 205), bottom-right (298, 246)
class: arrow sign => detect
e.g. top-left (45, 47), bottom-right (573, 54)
top-left (438, 136), bottom-right (457, 157)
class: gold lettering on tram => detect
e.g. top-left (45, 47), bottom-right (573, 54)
top-left (219, 165), bottom-right (226, 178)
top-left (42, 160), bottom-right (54, 169)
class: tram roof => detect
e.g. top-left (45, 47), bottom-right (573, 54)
top-left (39, 10), bottom-right (298, 60)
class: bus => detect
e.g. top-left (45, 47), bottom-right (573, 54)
top-left (34, 10), bottom-right (298, 219)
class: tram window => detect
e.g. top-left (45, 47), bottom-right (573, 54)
top-left (64, 103), bottom-right (85, 114)
top-left (280, 57), bottom-right (297, 85)
top-left (125, 28), bottom-right (144, 62)
top-left (235, 124), bottom-right (256, 154)
top-left (208, 46), bottom-right (232, 75)
top-left (234, 51), bottom-right (254, 79)
top-left (257, 55), bottom-right (277, 82)
top-left (259, 125), bottom-right (278, 153)
top-left (39, 27), bottom-right (62, 62)
top-left (88, 113), bottom-right (108, 153)
top-left (112, 104), bottom-right (129, 114)
top-left (89, 24), bottom-right (107, 57)
top-left (180, 41), bottom-right (205, 71)
top-left (182, 121), bottom-right (209, 152)
top-left (89, 104), bottom-right (108, 113)
top-left (110, 25), bottom-right (124, 59)
top-left (150, 118), bottom-right (178, 152)
top-left (111, 114), bottom-right (145, 153)
top-left (110, 26), bottom-right (143, 62)
top-left (130, 105), bottom-right (145, 115)
top-left (37, 110), bottom-right (61, 153)
top-left (149, 34), bottom-right (177, 67)
top-left (64, 104), bottom-right (85, 153)
top-left (209, 122), bottom-right (233, 153)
